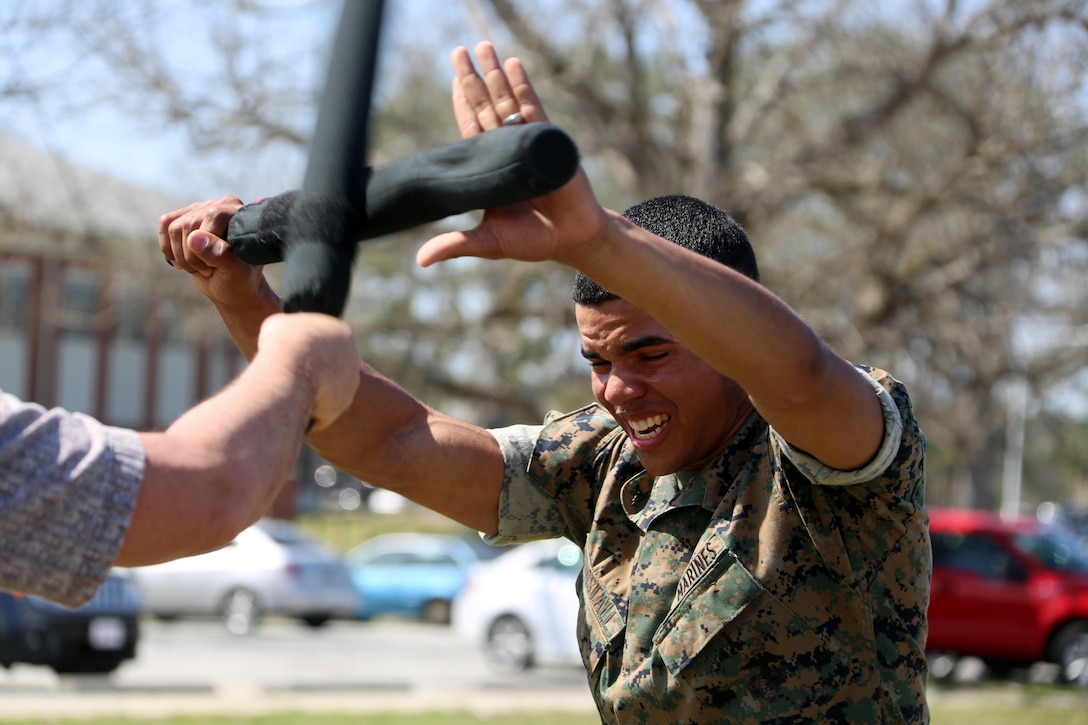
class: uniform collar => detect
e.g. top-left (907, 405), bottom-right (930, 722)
top-left (621, 409), bottom-right (766, 530)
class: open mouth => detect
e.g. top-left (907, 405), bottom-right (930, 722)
top-left (628, 414), bottom-right (670, 441)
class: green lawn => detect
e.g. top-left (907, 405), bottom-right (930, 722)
top-left (294, 510), bottom-right (468, 553)
top-left (2, 703), bottom-right (1087, 725)
top-left (0, 716), bottom-right (598, 725)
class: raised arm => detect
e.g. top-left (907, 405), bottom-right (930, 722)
top-left (418, 42), bottom-right (885, 471)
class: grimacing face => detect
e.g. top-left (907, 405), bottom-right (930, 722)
top-left (575, 299), bottom-right (753, 476)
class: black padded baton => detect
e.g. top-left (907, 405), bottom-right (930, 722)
top-left (228, 122), bottom-right (579, 268)
top-left (278, 0), bottom-right (384, 317)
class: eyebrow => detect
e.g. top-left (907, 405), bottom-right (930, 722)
top-left (580, 334), bottom-right (674, 360)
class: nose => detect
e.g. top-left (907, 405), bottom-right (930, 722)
top-left (598, 366), bottom-right (645, 407)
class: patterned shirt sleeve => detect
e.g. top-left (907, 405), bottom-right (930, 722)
top-left (0, 391), bottom-right (144, 607)
top-left (487, 405), bottom-right (620, 545)
top-left (770, 364), bottom-right (905, 485)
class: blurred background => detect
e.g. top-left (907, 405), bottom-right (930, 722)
top-left (3, 0), bottom-right (1087, 517)
top-left (2, 0), bottom-right (1088, 719)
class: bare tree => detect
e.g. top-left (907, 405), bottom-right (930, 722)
top-left (4, 0), bottom-right (1087, 506)
top-left (470, 0), bottom-right (1088, 507)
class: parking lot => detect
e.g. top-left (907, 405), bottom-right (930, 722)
top-left (3, 616), bottom-right (1088, 722)
top-left (0, 617), bottom-right (595, 720)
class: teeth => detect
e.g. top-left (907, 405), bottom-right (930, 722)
top-left (629, 414), bottom-right (669, 440)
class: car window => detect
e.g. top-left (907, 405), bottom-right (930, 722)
top-left (931, 532), bottom-right (1015, 580)
top-left (1011, 528), bottom-right (1088, 573)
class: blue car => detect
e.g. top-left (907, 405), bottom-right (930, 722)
top-left (345, 533), bottom-right (486, 624)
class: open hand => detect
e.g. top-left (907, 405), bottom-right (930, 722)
top-left (415, 42), bottom-right (612, 270)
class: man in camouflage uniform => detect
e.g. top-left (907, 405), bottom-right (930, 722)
top-left (487, 195), bottom-right (929, 723)
top-left (159, 42), bottom-right (929, 724)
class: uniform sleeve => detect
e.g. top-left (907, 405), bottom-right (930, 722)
top-left (770, 365), bottom-right (905, 486)
top-left (486, 404), bottom-right (622, 545)
top-left (0, 391), bottom-right (144, 607)
top-left (486, 423), bottom-right (571, 545)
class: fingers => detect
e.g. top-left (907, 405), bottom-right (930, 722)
top-left (505, 59), bottom-right (547, 122)
top-left (416, 230), bottom-right (474, 268)
top-left (472, 42), bottom-right (521, 128)
top-left (184, 231), bottom-right (236, 278)
top-left (450, 41), bottom-right (549, 138)
top-left (157, 195), bottom-right (243, 274)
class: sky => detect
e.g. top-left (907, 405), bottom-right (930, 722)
top-left (0, 0), bottom-right (489, 203)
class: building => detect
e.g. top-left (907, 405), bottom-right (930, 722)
top-left (0, 133), bottom-right (323, 516)
top-left (0, 132), bottom-right (245, 431)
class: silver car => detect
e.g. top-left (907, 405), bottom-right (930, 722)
top-left (128, 518), bottom-right (358, 635)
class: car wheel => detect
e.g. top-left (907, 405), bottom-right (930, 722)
top-left (300, 615), bottom-right (331, 628)
top-left (52, 656), bottom-right (126, 675)
top-left (221, 588), bottom-right (261, 636)
top-left (422, 599), bottom-right (452, 625)
top-left (926, 652), bottom-right (957, 680)
top-left (486, 615), bottom-right (534, 671)
top-left (1050, 621), bottom-right (1088, 684)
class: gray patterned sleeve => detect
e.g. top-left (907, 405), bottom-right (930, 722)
top-left (0, 391), bottom-right (144, 607)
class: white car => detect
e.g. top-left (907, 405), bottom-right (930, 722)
top-left (452, 538), bottom-right (584, 671)
top-left (128, 518), bottom-right (359, 635)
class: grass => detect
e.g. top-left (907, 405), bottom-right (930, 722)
top-left (293, 505), bottom-right (472, 550)
top-left (294, 510), bottom-right (469, 553)
top-left (2, 682), bottom-right (1087, 724)
top-left (1, 706), bottom-right (1087, 724)
top-left (0, 714), bottom-right (601, 725)
top-left (0, 714), bottom-right (600, 718)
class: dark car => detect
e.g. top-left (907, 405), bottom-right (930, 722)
top-left (927, 507), bottom-right (1088, 683)
top-left (0, 568), bottom-right (142, 674)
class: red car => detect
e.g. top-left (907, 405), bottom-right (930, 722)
top-left (927, 507), bottom-right (1088, 683)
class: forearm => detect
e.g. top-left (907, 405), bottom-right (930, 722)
top-left (209, 280), bottom-right (282, 363)
top-left (117, 352), bottom-right (316, 566)
top-left (570, 212), bottom-right (830, 393)
top-left (214, 280), bottom-right (281, 362)
top-left (306, 364), bottom-right (504, 534)
top-left (569, 212), bottom-right (884, 468)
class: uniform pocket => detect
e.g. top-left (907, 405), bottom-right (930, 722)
top-left (653, 549), bottom-right (765, 677)
top-left (654, 548), bottom-right (826, 682)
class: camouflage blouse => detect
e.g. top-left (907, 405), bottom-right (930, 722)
top-left (488, 365), bottom-right (930, 724)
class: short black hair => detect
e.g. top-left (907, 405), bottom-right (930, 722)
top-left (572, 194), bottom-right (759, 305)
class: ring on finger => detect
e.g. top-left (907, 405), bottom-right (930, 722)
top-left (501, 112), bottom-right (524, 127)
